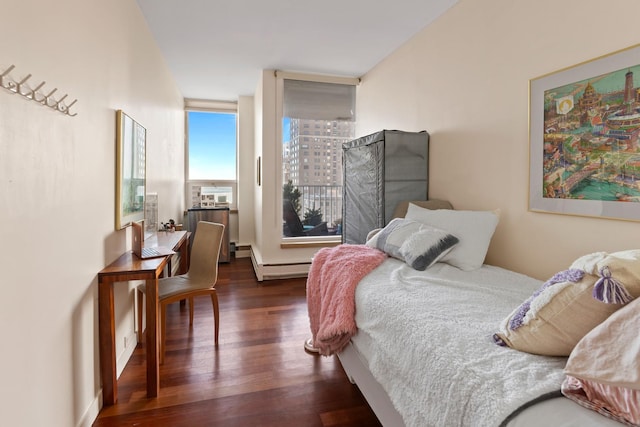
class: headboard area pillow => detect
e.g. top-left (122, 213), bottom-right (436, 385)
top-left (404, 203), bottom-right (499, 271)
top-left (392, 199), bottom-right (454, 220)
top-left (494, 249), bottom-right (640, 356)
top-left (366, 199), bottom-right (454, 242)
top-left (366, 218), bottom-right (459, 271)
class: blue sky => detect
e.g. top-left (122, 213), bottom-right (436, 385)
top-left (188, 111), bottom-right (236, 180)
top-left (283, 117), bottom-right (290, 143)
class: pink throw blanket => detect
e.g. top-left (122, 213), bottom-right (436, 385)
top-left (307, 244), bottom-right (387, 356)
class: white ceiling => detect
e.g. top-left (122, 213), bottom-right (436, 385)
top-left (135, 0), bottom-right (458, 102)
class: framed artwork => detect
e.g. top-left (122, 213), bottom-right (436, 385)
top-left (529, 44), bottom-right (640, 221)
top-left (115, 110), bottom-right (146, 229)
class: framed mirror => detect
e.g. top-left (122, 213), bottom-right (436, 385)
top-left (115, 109), bottom-right (146, 229)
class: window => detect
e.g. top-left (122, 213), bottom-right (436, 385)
top-left (186, 108), bottom-right (237, 209)
top-left (187, 111), bottom-right (236, 180)
top-left (279, 76), bottom-right (357, 239)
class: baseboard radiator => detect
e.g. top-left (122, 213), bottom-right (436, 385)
top-left (250, 247), bottom-right (310, 281)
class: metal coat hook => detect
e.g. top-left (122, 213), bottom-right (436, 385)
top-left (43, 87), bottom-right (57, 105)
top-left (0, 65), bottom-right (16, 90)
top-left (30, 81), bottom-right (46, 100)
top-left (0, 64), bottom-right (78, 117)
top-left (17, 74), bottom-right (32, 96)
top-left (46, 91), bottom-right (61, 108)
top-left (56, 94), bottom-right (68, 108)
top-left (58, 98), bottom-right (78, 116)
top-left (0, 64), bottom-right (15, 78)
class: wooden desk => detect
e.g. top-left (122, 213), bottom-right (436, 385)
top-left (98, 230), bottom-right (189, 406)
top-left (147, 230), bottom-right (190, 274)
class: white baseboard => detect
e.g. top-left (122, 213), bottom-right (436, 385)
top-left (78, 390), bottom-right (102, 427)
top-left (250, 246), bottom-right (310, 281)
top-left (261, 263), bottom-right (309, 280)
top-left (117, 331), bottom-right (137, 377)
top-left (83, 332), bottom-right (138, 425)
top-left (235, 249), bottom-right (250, 258)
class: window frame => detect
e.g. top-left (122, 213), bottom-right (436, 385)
top-left (184, 100), bottom-right (238, 211)
top-left (275, 72), bottom-right (359, 244)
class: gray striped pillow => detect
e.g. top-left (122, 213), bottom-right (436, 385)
top-left (366, 218), bottom-right (459, 270)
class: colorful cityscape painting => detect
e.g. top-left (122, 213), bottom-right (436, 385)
top-left (542, 64), bottom-right (640, 204)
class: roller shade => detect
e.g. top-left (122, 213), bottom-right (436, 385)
top-left (283, 79), bottom-right (356, 121)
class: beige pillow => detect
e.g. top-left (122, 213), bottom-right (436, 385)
top-left (494, 250), bottom-right (640, 356)
top-left (573, 249), bottom-right (640, 304)
top-left (392, 199), bottom-right (453, 219)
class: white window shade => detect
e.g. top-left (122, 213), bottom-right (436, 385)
top-left (283, 79), bottom-right (356, 121)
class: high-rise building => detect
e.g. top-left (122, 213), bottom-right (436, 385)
top-left (285, 118), bottom-right (354, 186)
top-left (282, 118), bottom-right (355, 230)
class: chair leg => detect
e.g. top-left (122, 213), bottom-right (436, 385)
top-left (160, 302), bottom-right (167, 365)
top-left (188, 297), bottom-right (195, 326)
top-left (211, 291), bottom-right (219, 345)
top-left (136, 289), bottom-right (144, 343)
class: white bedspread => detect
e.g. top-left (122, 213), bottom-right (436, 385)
top-left (352, 258), bottom-right (567, 427)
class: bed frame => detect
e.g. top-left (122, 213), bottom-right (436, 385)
top-left (337, 341), bottom-right (405, 427)
top-left (337, 340), bottom-right (626, 427)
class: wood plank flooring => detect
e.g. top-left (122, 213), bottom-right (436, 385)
top-left (93, 257), bottom-right (382, 427)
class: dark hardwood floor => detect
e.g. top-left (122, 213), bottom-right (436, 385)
top-left (93, 257), bottom-right (382, 427)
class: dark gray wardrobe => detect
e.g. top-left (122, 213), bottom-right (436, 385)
top-left (342, 130), bottom-right (429, 244)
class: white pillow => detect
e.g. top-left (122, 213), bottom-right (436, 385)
top-left (404, 203), bottom-right (499, 271)
top-left (366, 218), bottom-right (459, 271)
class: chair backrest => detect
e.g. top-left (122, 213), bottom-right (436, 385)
top-left (187, 221), bottom-right (225, 285)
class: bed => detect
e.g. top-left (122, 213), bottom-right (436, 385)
top-left (307, 201), bottom-right (640, 427)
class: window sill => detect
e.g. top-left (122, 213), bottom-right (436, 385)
top-left (280, 236), bottom-right (342, 249)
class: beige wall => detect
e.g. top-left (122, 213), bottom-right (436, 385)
top-left (238, 95), bottom-right (256, 247)
top-left (0, 0), bottom-right (184, 426)
top-left (253, 75), bottom-right (265, 256)
top-left (357, 0), bottom-right (640, 280)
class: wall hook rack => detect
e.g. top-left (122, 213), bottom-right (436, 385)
top-left (0, 64), bottom-right (78, 117)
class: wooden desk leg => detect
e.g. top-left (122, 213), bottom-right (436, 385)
top-left (145, 278), bottom-right (160, 398)
top-left (179, 238), bottom-right (189, 275)
top-left (98, 280), bottom-right (117, 406)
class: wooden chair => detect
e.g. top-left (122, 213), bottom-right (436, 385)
top-left (137, 221), bottom-right (225, 363)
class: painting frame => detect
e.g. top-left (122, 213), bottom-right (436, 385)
top-left (115, 109), bottom-right (146, 230)
top-left (529, 44), bottom-right (640, 222)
